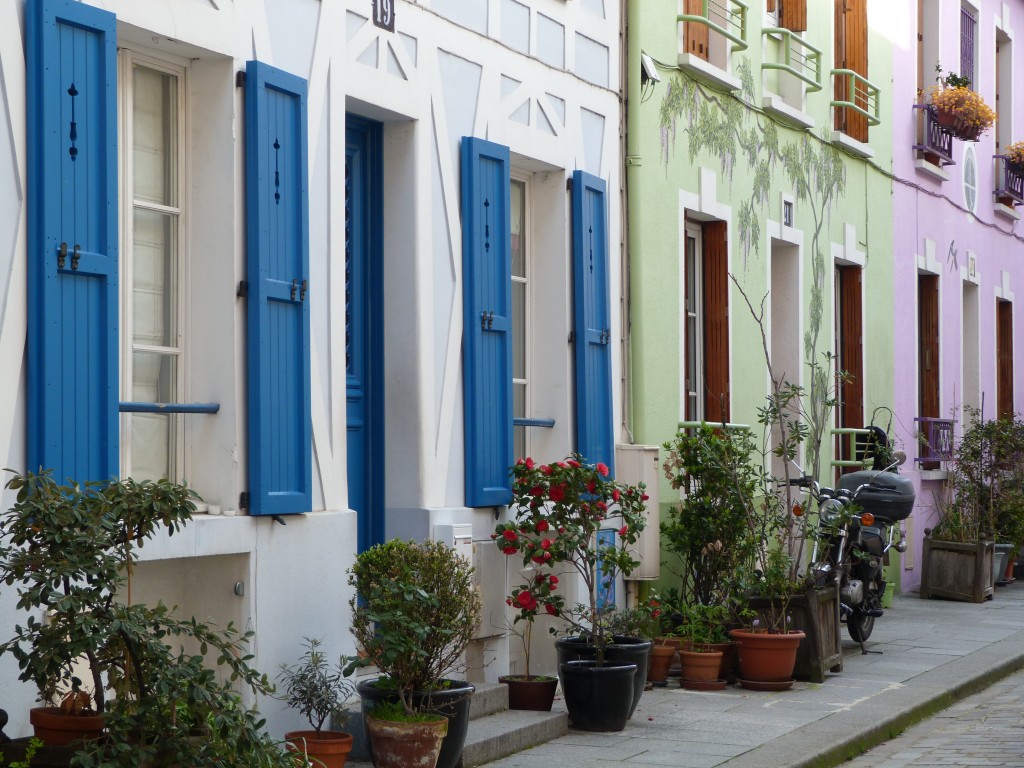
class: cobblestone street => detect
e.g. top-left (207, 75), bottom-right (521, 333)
top-left (844, 669), bottom-right (1024, 768)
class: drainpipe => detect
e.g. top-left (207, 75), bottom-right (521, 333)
top-left (619, 0), bottom-right (635, 447)
top-left (621, 0), bottom-right (642, 447)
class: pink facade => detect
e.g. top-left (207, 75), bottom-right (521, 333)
top-left (892, 0), bottom-right (1024, 591)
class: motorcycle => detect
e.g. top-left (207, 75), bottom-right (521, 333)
top-left (791, 453), bottom-right (915, 648)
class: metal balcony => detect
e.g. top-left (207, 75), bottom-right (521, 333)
top-left (994, 156), bottom-right (1024, 205)
top-left (677, 0), bottom-right (749, 53)
top-left (830, 69), bottom-right (880, 126)
top-left (761, 28), bottom-right (822, 92)
top-left (913, 104), bottom-right (955, 167)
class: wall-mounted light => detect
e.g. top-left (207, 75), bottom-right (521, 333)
top-left (641, 53), bottom-right (660, 86)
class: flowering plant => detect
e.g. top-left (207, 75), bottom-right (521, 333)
top-left (494, 454), bottom-right (649, 664)
top-left (1005, 141), bottom-right (1024, 170)
top-left (928, 85), bottom-right (996, 141)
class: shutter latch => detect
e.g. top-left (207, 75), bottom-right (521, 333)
top-left (58, 242), bottom-right (67, 269)
top-left (481, 310), bottom-right (494, 330)
top-left (291, 279), bottom-right (298, 301)
top-left (290, 278), bottom-right (308, 302)
top-left (72, 245), bottom-right (80, 271)
top-left (300, 279), bottom-right (308, 302)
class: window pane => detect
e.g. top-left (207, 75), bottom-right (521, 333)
top-left (133, 209), bottom-right (177, 348)
top-left (514, 382), bottom-right (526, 460)
top-left (511, 180), bottom-right (526, 278)
top-left (133, 66), bottom-right (178, 206)
top-left (512, 280), bottom-right (526, 379)
top-left (131, 351), bottom-right (177, 479)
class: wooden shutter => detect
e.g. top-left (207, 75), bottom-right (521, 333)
top-left (918, 276), bottom-right (940, 419)
top-left (703, 221), bottom-right (730, 424)
top-left (780, 0), bottom-right (807, 32)
top-left (997, 301), bottom-right (1014, 419)
top-left (462, 137), bottom-right (513, 507)
top-left (27, 0), bottom-right (119, 483)
top-left (838, 266), bottom-right (864, 431)
top-left (245, 60), bottom-right (312, 516)
top-left (572, 171), bottom-right (614, 473)
top-left (767, 0), bottom-right (777, 13)
top-left (834, 0), bottom-right (869, 142)
top-left (685, 0), bottom-right (710, 61)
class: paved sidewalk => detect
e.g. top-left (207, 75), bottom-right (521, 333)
top-left (480, 580), bottom-right (1024, 768)
top-left (842, 667), bottom-right (1024, 767)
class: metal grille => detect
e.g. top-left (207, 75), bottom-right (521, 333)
top-left (960, 5), bottom-right (976, 86)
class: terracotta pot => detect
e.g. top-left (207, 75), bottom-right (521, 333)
top-left (704, 640), bottom-right (738, 681)
top-left (646, 645), bottom-right (677, 685)
top-left (654, 637), bottom-right (682, 650)
top-left (29, 707), bottom-right (105, 746)
top-left (729, 629), bottom-right (805, 683)
top-left (365, 714), bottom-right (447, 768)
top-left (679, 648), bottom-right (723, 684)
top-left (285, 730), bottom-right (353, 768)
top-left (497, 675), bottom-right (558, 711)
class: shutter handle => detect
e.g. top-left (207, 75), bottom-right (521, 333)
top-left (58, 242), bottom-right (67, 269)
top-left (291, 278), bottom-right (298, 301)
top-left (72, 245), bottom-right (81, 271)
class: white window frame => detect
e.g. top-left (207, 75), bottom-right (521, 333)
top-left (682, 222), bottom-right (704, 422)
top-left (511, 173), bottom-right (531, 460)
top-left (118, 49), bottom-right (188, 481)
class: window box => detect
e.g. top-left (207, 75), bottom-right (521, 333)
top-left (912, 104), bottom-right (955, 168)
top-left (914, 416), bottom-right (955, 471)
top-left (994, 155), bottom-right (1024, 206)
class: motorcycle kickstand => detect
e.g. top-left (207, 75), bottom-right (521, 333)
top-left (859, 641), bottom-right (882, 656)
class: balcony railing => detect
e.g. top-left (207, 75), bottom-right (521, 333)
top-left (830, 69), bottom-right (880, 126)
top-left (761, 28), bottom-right (822, 92)
top-left (994, 156), bottom-right (1024, 205)
top-left (678, 0), bottom-right (749, 53)
top-left (831, 427), bottom-right (873, 471)
top-left (678, 420), bottom-right (751, 434)
top-left (912, 104), bottom-right (955, 166)
top-left (915, 417), bottom-right (955, 468)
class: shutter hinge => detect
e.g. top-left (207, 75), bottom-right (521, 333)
top-left (236, 71), bottom-right (247, 88)
top-left (239, 491), bottom-right (250, 510)
top-left (237, 280), bottom-right (248, 298)
top-left (568, 330), bottom-right (575, 344)
top-left (566, 177), bottom-right (573, 192)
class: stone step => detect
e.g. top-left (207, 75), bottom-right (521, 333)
top-left (467, 681), bottom-right (509, 720)
top-left (460, 708), bottom-right (569, 768)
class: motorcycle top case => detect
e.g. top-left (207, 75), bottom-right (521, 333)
top-left (837, 471), bottom-right (915, 522)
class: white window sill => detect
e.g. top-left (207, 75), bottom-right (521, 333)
top-left (919, 469), bottom-right (949, 482)
top-left (678, 53), bottom-right (741, 92)
top-left (915, 158), bottom-right (950, 182)
top-left (830, 131), bottom-right (874, 159)
top-left (135, 512), bottom-right (257, 562)
top-left (994, 200), bottom-right (1021, 220)
top-left (762, 94), bottom-right (814, 129)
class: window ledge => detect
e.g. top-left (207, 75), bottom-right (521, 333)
top-left (762, 94), bottom-right (814, 129)
top-left (830, 131), bottom-right (874, 159)
top-left (914, 158), bottom-right (950, 182)
top-left (994, 201), bottom-right (1021, 220)
top-left (678, 53), bottom-right (741, 92)
top-left (919, 469), bottom-right (949, 482)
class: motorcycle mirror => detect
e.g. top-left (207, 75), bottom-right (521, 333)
top-left (893, 450), bottom-right (907, 466)
top-left (787, 459), bottom-right (805, 478)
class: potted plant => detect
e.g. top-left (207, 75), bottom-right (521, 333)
top-left (1006, 141), bottom-right (1024, 173)
top-left (497, 570), bottom-right (560, 711)
top-left (674, 604), bottom-right (731, 690)
top-left (494, 454), bottom-right (650, 732)
top-left (347, 539), bottom-right (480, 768)
top-left (928, 67), bottom-right (996, 141)
top-left (278, 638), bottom-right (356, 768)
top-left (0, 470), bottom-right (297, 768)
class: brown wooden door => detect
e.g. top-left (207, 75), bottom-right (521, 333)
top-left (997, 300), bottom-right (1014, 419)
top-left (918, 275), bottom-right (940, 418)
top-left (834, 0), bottom-right (869, 142)
top-left (703, 221), bottom-right (730, 424)
top-left (685, 0), bottom-right (710, 60)
top-left (780, 0), bottom-right (807, 32)
top-left (835, 266), bottom-right (863, 475)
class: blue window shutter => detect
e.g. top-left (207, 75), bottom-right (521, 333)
top-left (461, 137), bottom-right (513, 507)
top-left (245, 61), bottom-right (312, 515)
top-left (26, 0), bottom-right (118, 484)
top-left (572, 171), bottom-right (614, 474)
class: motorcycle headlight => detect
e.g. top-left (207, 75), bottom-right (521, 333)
top-left (818, 499), bottom-right (844, 526)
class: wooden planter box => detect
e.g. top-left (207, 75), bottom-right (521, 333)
top-left (0, 739), bottom-right (76, 768)
top-left (919, 538), bottom-right (994, 602)
top-left (746, 585), bottom-right (842, 683)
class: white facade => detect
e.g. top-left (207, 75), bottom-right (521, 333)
top-left (0, 0), bottom-right (624, 737)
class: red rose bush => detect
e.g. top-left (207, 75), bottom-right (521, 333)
top-left (494, 453), bottom-right (649, 664)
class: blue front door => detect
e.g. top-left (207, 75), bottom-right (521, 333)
top-left (345, 116), bottom-right (384, 551)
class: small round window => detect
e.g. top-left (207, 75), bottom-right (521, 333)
top-left (963, 145), bottom-right (978, 213)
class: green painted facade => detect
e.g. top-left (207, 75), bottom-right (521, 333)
top-left (626, 3), bottom-right (897, 587)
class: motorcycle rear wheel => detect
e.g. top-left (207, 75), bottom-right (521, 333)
top-left (846, 610), bottom-right (874, 642)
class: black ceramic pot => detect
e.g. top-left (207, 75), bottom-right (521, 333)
top-left (559, 660), bottom-right (637, 732)
top-left (357, 678), bottom-right (474, 768)
top-left (555, 635), bottom-right (652, 718)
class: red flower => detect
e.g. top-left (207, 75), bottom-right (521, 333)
top-left (540, 538), bottom-right (552, 550)
top-left (532, 554), bottom-right (546, 564)
top-left (549, 484), bottom-right (566, 502)
top-left (652, 609), bottom-right (661, 618)
top-left (516, 591), bottom-right (538, 611)
top-left (567, 459), bottom-right (581, 468)
top-left (536, 519), bottom-right (550, 532)
top-left (641, 493), bottom-right (650, 501)
top-left (545, 603), bottom-right (558, 616)
top-left (502, 545), bottom-right (517, 555)
top-left (612, 489), bottom-right (621, 502)
top-left (549, 575), bottom-right (559, 586)
top-left (541, 464), bottom-right (553, 476)
top-left (596, 501), bottom-right (607, 512)
top-left (558, 526), bottom-right (566, 534)
top-left (490, 532), bottom-right (497, 539)
top-left (525, 457), bottom-right (535, 470)
top-left (543, 551), bottom-right (552, 561)
top-left (587, 480), bottom-right (597, 493)
top-left (530, 485), bottom-right (545, 497)
top-left (506, 598), bottom-right (513, 606)
top-left (596, 462), bottom-right (609, 477)
top-left (618, 525), bottom-right (628, 537)
top-left (503, 530), bottom-right (518, 542)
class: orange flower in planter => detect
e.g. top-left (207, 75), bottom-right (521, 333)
top-left (928, 85), bottom-right (996, 142)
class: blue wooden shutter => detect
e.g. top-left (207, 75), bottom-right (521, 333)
top-left (462, 137), bottom-right (512, 507)
top-left (572, 171), bottom-right (614, 473)
top-left (245, 61), bottom-right (312, 515)
top-left (26, 0), bottom-right (118, 484)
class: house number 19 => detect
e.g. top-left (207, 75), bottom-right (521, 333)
top-left (372, 0), bottom-right (394, 32)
